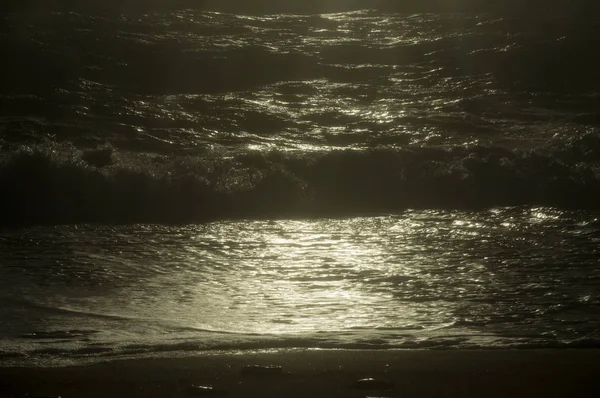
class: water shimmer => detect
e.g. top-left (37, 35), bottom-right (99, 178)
top-left (2, 11), bottom-right (600, 224)
top-left (1, 10), bottom-right (599, 366)
top-left (1, 209), bottom-right (599, 365)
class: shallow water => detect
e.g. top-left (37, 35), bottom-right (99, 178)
top-left (1, 208), bottom-right (599, 365)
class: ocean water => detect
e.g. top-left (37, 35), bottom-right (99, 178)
top-left (1, 9), bottom-right (600, 366)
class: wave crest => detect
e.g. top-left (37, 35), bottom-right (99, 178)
top-left (1, 136), bottom-right (599, 226)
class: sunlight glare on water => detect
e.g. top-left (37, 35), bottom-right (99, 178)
top-left (1, 208), bottom-right (599, 361)
top-left (176, 218), bottom-right (403, 334)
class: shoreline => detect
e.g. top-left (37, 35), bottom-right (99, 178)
top-left (1, 349), bottom-right (599, 397)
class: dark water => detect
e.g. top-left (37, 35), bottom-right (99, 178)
top-left (1, 10), bottom-right (599, 366)
top-left (2, 10), bottom-right (600, 224)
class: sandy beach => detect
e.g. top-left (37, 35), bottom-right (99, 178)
top-left (1, 349), bottom-right (599, 398)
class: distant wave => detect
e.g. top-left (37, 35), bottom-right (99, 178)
top-left (2, 12), bottom-right (600, 95)
top-left (1, 133), bottom-right (599, 226)
top-left (1, 11), bottom-right (599, 226)
top-left (2, 0), bottom-right (599, 16)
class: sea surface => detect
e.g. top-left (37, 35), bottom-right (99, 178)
top-left (1, 9), bottom-right (600, 366)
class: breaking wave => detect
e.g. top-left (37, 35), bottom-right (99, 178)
top-left (1, 132), bottom-right (599, 226)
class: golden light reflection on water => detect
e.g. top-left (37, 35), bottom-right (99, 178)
top-left (206, 219), bottom-right (392, 333)
top-left (151, 215), bottom-right (493, 335)
top-left (3, 208), bottom-right (599, 355)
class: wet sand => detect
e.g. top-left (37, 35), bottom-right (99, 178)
top-left (1, 349), bottom-right (599, 398)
